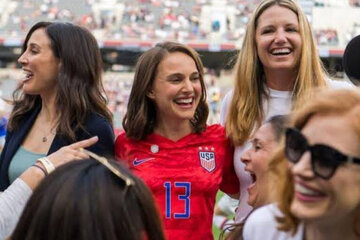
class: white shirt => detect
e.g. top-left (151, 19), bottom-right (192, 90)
top-left (0, 178), bottom-right (32, 239)
top-left (243, 204), bottom-right (304, 240)
top-left (220, 79), bottom-right (353, 222)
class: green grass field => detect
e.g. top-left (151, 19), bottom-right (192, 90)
top-left (213, 191), bottom-right (224, 240)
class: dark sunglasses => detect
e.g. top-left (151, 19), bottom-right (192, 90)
top-left (285, 128), bottom-right (360, 180)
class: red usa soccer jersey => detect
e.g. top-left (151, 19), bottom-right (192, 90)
top-left (115, 124), bottom-right (239, 240)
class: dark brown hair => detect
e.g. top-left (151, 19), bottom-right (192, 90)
top-left (123, 41), bottom-right (208, 140)
top-left (12, 159), bottom-right (165, 240)
top-left (9, 21), bottom-right (112, 141)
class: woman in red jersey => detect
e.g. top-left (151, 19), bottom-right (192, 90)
top-left (115, 42), bottom-right (239, 240)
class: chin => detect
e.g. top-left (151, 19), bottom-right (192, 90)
top-left (290, 199), bottom-right (328, 221)
top-left (247, 195), bottom-right (257, 208)
top-left (176, 111), bottom-right (196, 120)
top-left (22, 87), bottom-right (38, 95)
top-left (270, 64), bottom-right (297, 71)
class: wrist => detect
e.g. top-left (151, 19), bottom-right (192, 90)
top-left (31, 164), bottom-right (47, 176)
top-left (37, 157), bottom-right (55, 175)
top-left (20, 164), bottom-right (46, 190)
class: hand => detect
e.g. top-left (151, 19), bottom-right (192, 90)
top-left (46, 136), bottom-right (98, 168)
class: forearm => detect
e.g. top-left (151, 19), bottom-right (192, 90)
top-left (19, 164), bottom-right (46, 190)
top-left (0, 178), bottom-right (32, 239)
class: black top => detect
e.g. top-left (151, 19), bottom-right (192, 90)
top-left (0, 105), bottom-right (114, 190)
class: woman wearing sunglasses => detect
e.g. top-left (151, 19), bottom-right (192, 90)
top-left (243, 88), bottom-right (360, 240)
top-left (11, 157), bottom-right (165, 240)
top-left (0, 136), bottom-right (98, 239)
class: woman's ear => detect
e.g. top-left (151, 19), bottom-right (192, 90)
top-left (147, 89), bottom-right (155, 99)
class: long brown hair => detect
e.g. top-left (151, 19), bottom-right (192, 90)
top-left (9, 22), bottom-right (112, 141)
top-left (226, 0), bottom-right (327, 146)
top-left (123, 41), bottom-right (208, 140)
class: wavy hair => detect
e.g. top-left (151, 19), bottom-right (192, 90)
top-left (9, 22), bottom-right (112, 141)
top-left (269, 89), bottom-right (360, 236)
top-left (123, 41), bottom-right (208, 140)
top-left (226, 0), bottom-right (327, 146)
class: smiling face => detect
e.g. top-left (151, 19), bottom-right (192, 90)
top-left (255, 5), bottom-right (302, 73)
top-left (241, 123), bottom-right (278, 208)
top-left (290, 114), bottom-right (360, 225)
top-left (18, 28), bottom-right (60, 97)
top-left (147, 51), bottom-right (202, 126)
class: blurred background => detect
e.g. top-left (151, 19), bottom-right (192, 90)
top-left (0, 0), bottom-right (359, 133)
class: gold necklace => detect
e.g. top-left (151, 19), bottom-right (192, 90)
top-left (38, 112), bottom-right (57, 143)
top-left (42, 129), bottom-right (54, 142)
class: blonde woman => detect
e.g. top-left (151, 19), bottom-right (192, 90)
top-left (220, 0), bottom-right (353, 221)
top-left (244, 88), bottom-right (360, 240)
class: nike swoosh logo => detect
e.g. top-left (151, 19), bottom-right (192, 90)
top-left (133, 157), bottom-right (155, 166)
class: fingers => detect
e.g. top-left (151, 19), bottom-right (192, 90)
top-left (72, 149), bottom-right (89, 160)
top-left (47, 136), bottom-right (100, 168)
top-left (70, 136), bottom-right (99, 149)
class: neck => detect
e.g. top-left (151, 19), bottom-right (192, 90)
top-left (305, 216), bottom-right (358, 240)
top-left (39, 93), bottom-right (57, 125)
top-left (264, 69), bottom-right (297, 91)
top-left (154, 119), bottom-right (193, 141)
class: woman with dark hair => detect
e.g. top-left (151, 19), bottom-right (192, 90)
top-left (243, 89), bottom-right (360, 240)
top-left (11, 157), bottom-right (165, 240)
top-left (0, 21), bottom-right (114, 191)
top-left (0, 136), bottom-right (97, 239)
top-left (115, 41), bottom-right (239, 239)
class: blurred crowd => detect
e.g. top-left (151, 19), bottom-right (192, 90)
top-left (1, 0), bottom-right (360, 46)
top-left (314, 28), bottom-right (339, 46)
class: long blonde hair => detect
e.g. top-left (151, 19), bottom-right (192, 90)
top-left (226, 0), bottom-right (327, 146)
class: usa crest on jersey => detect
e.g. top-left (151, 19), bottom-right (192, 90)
top-left (198, 147), bottom-right (216, 172)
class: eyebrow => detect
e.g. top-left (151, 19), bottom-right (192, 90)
top-left (166, 73), bottom-right (183, 80)
top-left (28, 43), bottom-right (40, 49)
top-left (166, 72), bottom-right (199, 79)
top-left (259, 22), bottom-right (298, 29)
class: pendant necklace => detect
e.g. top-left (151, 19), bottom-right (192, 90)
top-left (42, 127), bottom-right (55, 143)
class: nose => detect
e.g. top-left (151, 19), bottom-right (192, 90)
top-left (18, 52), bottom-right (27, 65)
top-left (290, 151), bottom-right (315, 179)
top-left (182, 78), bottom-right (194, 92)
top-left (241, 148), bottom-right (252, 165)
top-left (274, 29), bottom-right (286, 44)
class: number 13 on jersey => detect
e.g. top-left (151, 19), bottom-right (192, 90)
top-left (164, 182), bottom-right (191, 219)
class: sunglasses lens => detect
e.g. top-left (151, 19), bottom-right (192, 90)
top-left (311, 145), bottom-right (342, 179)
top-left (285, 129), bottom-right (307, 163)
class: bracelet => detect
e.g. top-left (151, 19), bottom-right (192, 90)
top-left (36, 157), bottom-right (55, 175)
top-left (31, 164), bottom-right (47, 176)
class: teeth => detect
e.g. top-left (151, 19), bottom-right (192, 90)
top-left (22, 70), bottom-right (33, 79)
top-left (176, 98), bottom-right (193, 104)
top-left (295, 184), bottom-right (322, 196)
top-left (272, 48), bottom-right (291, 54)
